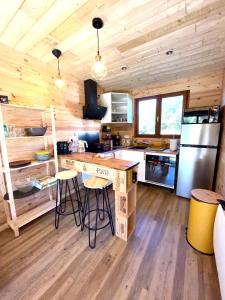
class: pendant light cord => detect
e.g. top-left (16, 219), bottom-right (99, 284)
top-left (97, 28), bottom-right (100, 55)
top-left (57, 58), bottom-right (60, 76)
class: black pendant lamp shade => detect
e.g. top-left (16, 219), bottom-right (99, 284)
top-left (92, 17), bottom-right (103, 29)
top-left (52, 48), bottom-right (64, 88)
top-left (52, 48), bottom-right (62, 59)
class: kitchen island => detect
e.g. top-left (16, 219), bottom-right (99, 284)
top-left (59, 153), bottom-right (139, 241)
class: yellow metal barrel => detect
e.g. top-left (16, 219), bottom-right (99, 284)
top-left (187, 189), bottom-right (222, 255)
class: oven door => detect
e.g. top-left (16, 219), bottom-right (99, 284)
top-left (145, 154), bottom-right (176, 189)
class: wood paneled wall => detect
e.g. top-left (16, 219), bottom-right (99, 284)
top-left (0, 43), bottom-right (101, 227)
top-left (216, 69), bottom-right (225, 199)
top-left (109, 71), bottom-right (223, 141)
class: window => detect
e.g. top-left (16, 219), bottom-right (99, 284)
top-left (135, 91), bottom-right (188, 137)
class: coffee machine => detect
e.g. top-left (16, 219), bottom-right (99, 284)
top-left (112, 133), bottom-right (121, 147)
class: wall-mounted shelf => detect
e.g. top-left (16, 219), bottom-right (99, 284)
top-left (99, 92), bottom-right (133, 124)
top-left (0, 105), bottom-right (58, 237)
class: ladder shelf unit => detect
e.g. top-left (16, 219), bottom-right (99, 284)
top-left (0, 104), bottom-right (58, 237)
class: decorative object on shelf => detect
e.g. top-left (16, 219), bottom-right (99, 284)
top-left (3, 125), bottom-right (9, 137)
top-left (4, 187), bottom-right (40, 200)
top-left (0, 95), bottom-right (9, 104)
top-left (52, 48), bottom-right (64, 88)
top-left (35, 150), bottom-right (51, 161)
top-left (91, 17), bottom-right (107, 79)
top-left (9, 160), bottom-right (31, 168)
top-left (14, 177), bottom-right (34, 193)
top-left (33, 175), bottom-right (57, 190)
top-left (25, 126), bottom-right (47, 136)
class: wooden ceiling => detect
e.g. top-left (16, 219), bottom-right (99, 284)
top-left (1, 0), bottom-right (225, 91)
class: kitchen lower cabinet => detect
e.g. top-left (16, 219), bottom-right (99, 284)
top-left (115, 150), bottom-right (145, 182)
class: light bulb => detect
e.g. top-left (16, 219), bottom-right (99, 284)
top-left (54, 76), bottom-right (64, 88)
top-left (91, 54), bottom-right (107, 79)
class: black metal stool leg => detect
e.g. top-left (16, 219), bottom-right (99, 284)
top-left (60, 179), bottom-right (67, 213)
top-left (66, 180), bottom-right (80, 226)
top-left (95, 189), bottom-right (104, 221)
top-left (72, 177), bottom-right (83, 227)
top-left (55, 180), bottom-right (60, 229)
top-left (103, 187), bottom-right (115, 235)
top-left (88, 189), bottom-right (98, 249)
top-left (82, 188), bottom-right (89, 231)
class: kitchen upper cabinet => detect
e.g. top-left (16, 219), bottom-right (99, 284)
top-left (115, 150), bottom-right (145, 182)
top-left (99, 92), bottom-right (133, 124)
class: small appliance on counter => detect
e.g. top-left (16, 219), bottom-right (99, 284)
top-left (112, 133), bottom-right (121, 147)
top-left (57, 141), bottom-right (70, 155)
top-left (121, 135), bottom-right (132, 147)
top-left (78, 140), bottom-right (88, 152)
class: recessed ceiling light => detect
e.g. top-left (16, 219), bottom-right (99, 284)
top-left (166, 50), bottom-right (173, 55)
top-left (121, 66), bottom-right (127, 71)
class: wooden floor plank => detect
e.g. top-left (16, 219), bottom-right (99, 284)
top-left (0, 184), bottom-right (221, 300)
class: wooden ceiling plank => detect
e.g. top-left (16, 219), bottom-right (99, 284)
top-left (20, 0), bottom-right (57, 20)
top-left (15, 0), bottom-right (89, 52)
top-left (0, 9), bottom-right (35, 47)
top-left (117, 0), bottom-right (225, 53)
top-left (0, 0), bottom-right (24, 36)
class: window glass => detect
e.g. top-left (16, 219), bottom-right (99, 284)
top-left (160, 96), bottom-right (183, 135)
top-left (138, 99), bottom-right (156, 135)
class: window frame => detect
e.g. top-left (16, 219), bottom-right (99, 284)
top-left (134, 90), bottom-right (189, 138)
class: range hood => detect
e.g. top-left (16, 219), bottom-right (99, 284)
top-left (83, 79), bottom-right (107, 120)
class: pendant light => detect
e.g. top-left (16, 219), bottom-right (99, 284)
top-left (91, 17), bottom-right (107, 79)
top-left (52, 48), bottom-right (64, 88)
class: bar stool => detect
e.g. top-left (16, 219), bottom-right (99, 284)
top-left (82, 176), bottom-right (115, 249)
top-left (55, 170), bottom-right (83, 229)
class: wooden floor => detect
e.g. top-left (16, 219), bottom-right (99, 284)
top-left (0, 184), bottom-right (221, 300)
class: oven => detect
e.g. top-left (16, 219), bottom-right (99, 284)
top-left (145, 153), bottom-right (177, 189)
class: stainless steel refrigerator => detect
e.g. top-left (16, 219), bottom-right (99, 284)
top-left (176, 123), bottom-right (220, 198)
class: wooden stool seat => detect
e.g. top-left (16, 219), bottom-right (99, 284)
top-left (83, 176), bottom-right (109, 189)
top-left (55, 170), bottom-right (78, 180)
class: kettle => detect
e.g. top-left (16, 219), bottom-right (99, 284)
top-left (78, 140), bottom-right (88, 153)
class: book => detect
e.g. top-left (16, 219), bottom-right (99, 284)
top-left (33, 176), bottom-right (57, 190)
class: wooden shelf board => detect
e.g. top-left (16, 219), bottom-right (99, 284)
top-left (16, 200), bottom-right (55, 228)
top-left (0, 159), bottom-right (55, 172)
top-left (5, 135), bottom-right (52, 140)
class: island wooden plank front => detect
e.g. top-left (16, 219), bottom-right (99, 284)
top-left (60, 153), bottom-right (139, 241)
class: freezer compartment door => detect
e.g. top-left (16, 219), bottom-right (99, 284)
top-left (180, 123), bottom-right (220, 146)
top-left (176, 146), bottom-right (217, 198)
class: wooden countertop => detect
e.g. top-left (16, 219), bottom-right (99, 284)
top-left (59, 152), bottom-right (139, 171)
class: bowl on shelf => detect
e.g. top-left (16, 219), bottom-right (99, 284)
top-left (35, 150), bottom-right (51, 161)
top-left (14, 178), bottom-right (33, 193)
top-left (25, 126), bottom-right (47, 136)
